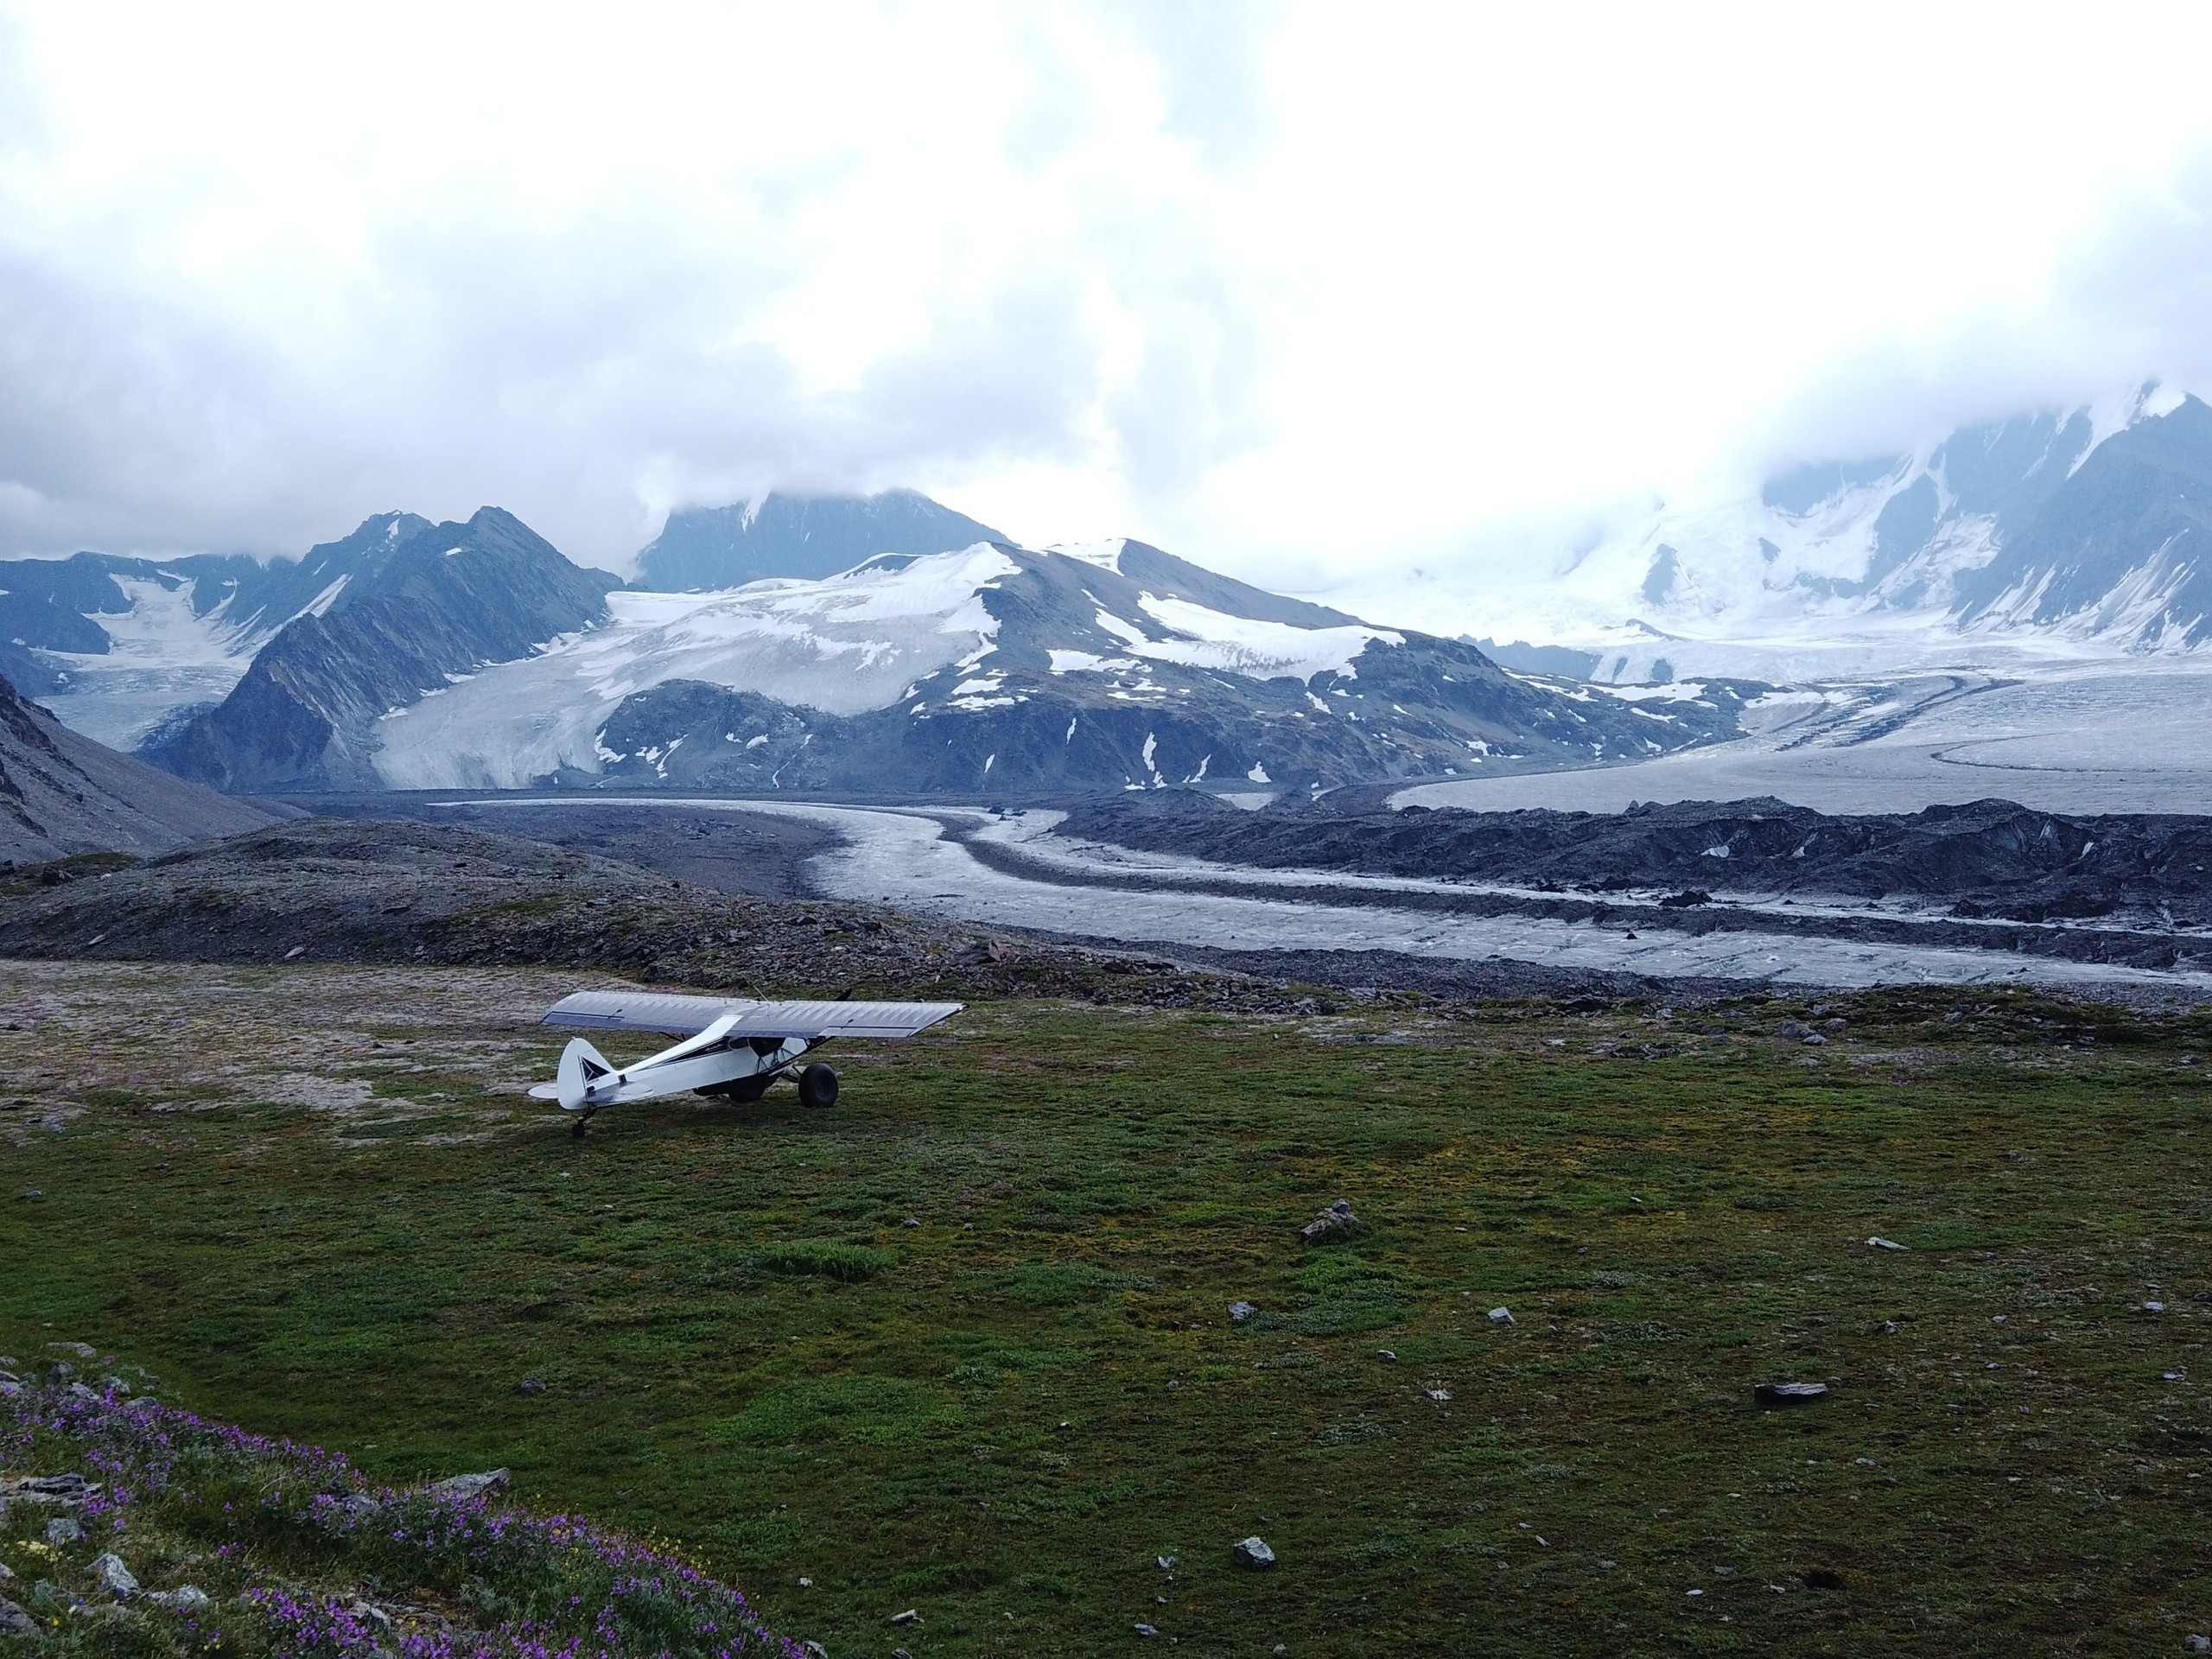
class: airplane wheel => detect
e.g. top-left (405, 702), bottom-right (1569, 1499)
top-left (697, 1076), bottom-right (770, 1102)
top-left (798, 1063), bottom-right (840, 1109)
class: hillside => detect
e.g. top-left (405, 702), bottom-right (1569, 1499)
top-left (0, 674), bottom-right (270, 862)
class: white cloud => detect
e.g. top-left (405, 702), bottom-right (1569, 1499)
top-left (5, 0), bottom-right (2212, 591)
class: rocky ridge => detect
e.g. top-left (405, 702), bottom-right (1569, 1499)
top-left (1060, 790), bottom-right (2212, 930)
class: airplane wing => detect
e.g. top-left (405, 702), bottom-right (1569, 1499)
top-left (542, 990), bottom-right (964, 1040)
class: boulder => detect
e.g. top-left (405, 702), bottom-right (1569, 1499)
top-left (20, 1473), bottom-right (92, 1500)
top-left (149, 1586), bottom-right (212, 1612)
top-left (1300, 1199), bottom-right (1362, 1242)
top-left (423, 1469), bottom-right (510, 1503)
top-left (45, 1517), bottom-right (81, 1545)
top-left (0, 1598), bottom-right (36, 1637)
top-left (1231, 1536), bottom-right (1276, 1570)
top-left (91, 1553), bottom-right (140, 1600)
top-left (1228, 1301), bottom-right (1255, 1323)
top-left (1754, 1382), bottom-right (1831, 1407)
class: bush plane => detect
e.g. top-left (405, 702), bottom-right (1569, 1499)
top-left (529, 990), bottom-right (963, 1135)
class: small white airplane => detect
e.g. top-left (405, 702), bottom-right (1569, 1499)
top-left (528, 990), bottom-right (963, 1135)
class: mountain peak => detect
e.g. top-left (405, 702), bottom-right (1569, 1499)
top-left (635, 488), bottom-right (1006, 593)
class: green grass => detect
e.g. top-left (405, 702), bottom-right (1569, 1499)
top-left (5, 964), bottom-right (2212, 1654)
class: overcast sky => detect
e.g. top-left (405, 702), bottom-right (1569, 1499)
top-left (7, 1), bottom-right (2212, 593)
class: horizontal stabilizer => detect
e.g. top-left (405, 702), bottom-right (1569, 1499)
top-left (542, 990), bottom-right (963, 1041)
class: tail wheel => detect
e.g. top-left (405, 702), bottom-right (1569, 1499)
top-left (797, 1063), bottom-right (840, 1109)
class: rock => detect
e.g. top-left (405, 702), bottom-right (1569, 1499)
top-left (66, 1382), bottom-right (97, 1402)
top-left (1228, 1301), bottom-right (1255, 1323)
top-left (1135, 1624), bottom-right (1159, 1637)
top-left (2145, 1300), bottom-right (2169, 1313)
top-left (47, 1342), bottom-right (96, 1359)
top-left (149, 1586), bottom-right (211, 1611)
top-left (23, 1474), bottom-right (92, 1499)
top-left (1156, 1555), bottom-right (1176, 1570)
top-left (1755, 1382), bottom-right (1831, 1407)
top-left (335, 1493), bottom-right (384, 1525)
top-left (1376, 1349), bottom-right (1397, 1361)
top-left (1866, 1236), bottom-right (1908, 1250)
top-left (345, 1601), bottom-right (391, 1630)
top-left (0, 1563), bottom-right (10, 1584)
top-left (91, 1553), bottom-right (140, 1599)
top-left (2185, 1637), bottom-right (2210, 1653)
top-left (1300, 1198), bottom-right (1362, 1241)
top-left (0, 1599), bottom-right (35, 1637)
top-left (517, 1378), bottom-right (546, 1395)
top-left (48, 1362), bottom-right (73, 1380)
top-left (46, 1517), bottom-right (81, 1545)
top-left (801, 1643), bottom-right (830, 1659)
top-left (902, 1217), bottom-right (919, 1228)
top-left (1425, 1387), bottom-right (1453, 1402)
top-left (1488, 1306), bottom-right (1515, 1325)
top-left (423, 1469), bottom-right (510, 1503)
top-left (1231, 1536), bottom-right (1276, 1570)
top-left (99, 1376), bottom-right (130, 1395)
top-left (891, 1608), bottom-right (921, 1624)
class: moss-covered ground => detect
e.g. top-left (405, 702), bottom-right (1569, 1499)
top-left (5, 960), bottom-right (2212, 1655)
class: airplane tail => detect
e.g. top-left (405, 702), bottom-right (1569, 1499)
top-left (556, 1037), bottom-right (614, 1112)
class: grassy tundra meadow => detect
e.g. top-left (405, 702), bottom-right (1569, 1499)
top-left (5, 959), bottom-right (2212, 1655)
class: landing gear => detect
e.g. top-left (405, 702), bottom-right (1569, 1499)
top-left (696, 1075), bottom-right (772, 1103)
top-left (798, 1063), bottom-right (841, 1109)
top-left (569, 1107), bottom-right (597, 1140)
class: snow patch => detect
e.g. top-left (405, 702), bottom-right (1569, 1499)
top-left (1046, 539), bottom-right (1129, 570)
top-left (1047, 648), bottom-right (1138, 674)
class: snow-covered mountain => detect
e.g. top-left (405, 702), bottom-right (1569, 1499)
top-left (143, 518), bottom-right (1745, 794)
top-left (1477, 383), bottom-right (2212, 679)
top-left (634, 488), bottom-right (1004, 592)
top-left (0, 513), bottom-right (434, 747)
top-left (148, 509), bottom-right (618, 791)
